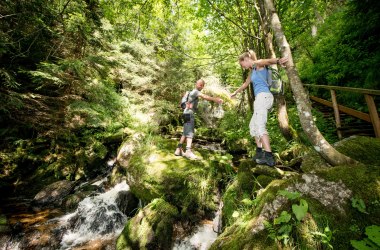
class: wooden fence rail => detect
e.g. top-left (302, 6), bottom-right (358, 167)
top-left (304, 84), bottom-right (380, 139)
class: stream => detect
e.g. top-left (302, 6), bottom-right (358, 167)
top-left (0, 155), bottom-right (224, 250)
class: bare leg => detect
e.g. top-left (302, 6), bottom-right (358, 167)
top-left (184, 137), bottom-right (198, 159)
top-left (260, 134), bottom-right (271, 152)
top-left (186, 137), bottom-right (193, 150)
top-left (180, 135), bottom-right (186, 144)
top-left (254, 137), bottom-right (262, 148)
top-left (175, 136), bottom-right (187, 155)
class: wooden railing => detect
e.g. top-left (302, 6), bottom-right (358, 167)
top-left (304, 84), bottom-right (380, 139)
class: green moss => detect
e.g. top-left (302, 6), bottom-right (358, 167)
top-left (251, 179), bottom-right (289, 217)
top-left (237, 160), bottom-right (255, 191)
top-left (0, 214), bottom-right (7, 225)
top-left (256, 175), bottom-right (275, 189)
top-left (334, 136), bottom-right (380, 165)
top-left (318, 165), bottom-right (379, 201)
top-left (300, 150), bottom-right (331, 172)
top-left (222, 161), bottom-right (260, 228)
top-left (222, 180), bottom-right (239, 227)
top-left (116, 198), bottom-right (178, 250)
top-left (123, 136), bottom-right (224, 222)
top-left (210, 221), bottom-right (277, 250)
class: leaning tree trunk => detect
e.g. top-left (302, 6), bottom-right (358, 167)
top-left (264, 0), bottom-right (356, 166)
top-left (257, 0), bottom-right (295, 141)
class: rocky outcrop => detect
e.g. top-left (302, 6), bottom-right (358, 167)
top-left (116, 198), bottom-right (178, 250)
top-left (31, 180), bottom-right (76, 209)
top-left (211, 136), bottom-right (380, 250)
top-left (114, 136), bottom-right (231, 248)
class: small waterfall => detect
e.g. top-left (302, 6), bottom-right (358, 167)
top-left (59, 181), bottom-right (129, 249)
top-left (173, 200), bottom-right (223, 250)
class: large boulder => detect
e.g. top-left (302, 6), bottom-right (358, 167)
top-left (31, 180), bottom-right (76, 209)
top-left (116, 198), bottom-right (178, 250)
top-left (211, 136), bottom-right (380, 249)
top-left (114, 137), bottom-right (228, 219)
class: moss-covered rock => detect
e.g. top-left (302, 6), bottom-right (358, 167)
top-left (222, 160), bottom-right (256, 227)
top-left (116, 198), bottom-right (178, 250)
top-left (256, 175), bottom-right (275, 189)
top-left (333, 136), bottom-right (380, 165)
top-left (117, 136), bottom-right (223, 220)
top-left (31, 180), bottom-right (76, 209)
top-left (211, 136), bottom-right (380, 249)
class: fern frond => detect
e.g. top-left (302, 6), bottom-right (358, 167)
top-left (0, 69), bottom-right (20, 89)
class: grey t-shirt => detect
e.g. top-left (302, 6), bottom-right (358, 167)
top-left (183, 89), bottom-right (200, 115)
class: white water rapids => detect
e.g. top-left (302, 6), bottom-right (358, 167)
top-left (1, 179), bottom-right (221, 250)
top-left (59, 181), bottom-right (129, 249)
top-left (172, 201), bottom-right (222, 250)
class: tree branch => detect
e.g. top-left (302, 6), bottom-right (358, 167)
top-left (206, 0), bottom-right (261, 40)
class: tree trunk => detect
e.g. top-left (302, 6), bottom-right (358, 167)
top-left (264, 0), bottom-right (356, 166)
top-left (257, 0), bottom-right (295, 141)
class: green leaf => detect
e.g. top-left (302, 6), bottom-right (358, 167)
top-left (274, 211), bottom-right (291, 225)
top-left (292, 199), bottom-right (308, 221)
top-left (241, 198), bottom-right (254, 206)
top-left (352, 197), bottom-right (369, 214)
top-left (278, 224), bottom-right (293, 235)
top-left (278, 190), bottom-right (301, 200)
top-left (324, 226), bottom-right (333, 241)
top-left (366, 225), bottom-right (380, 247)
top-left (351, 238), bottom-right (379, 250)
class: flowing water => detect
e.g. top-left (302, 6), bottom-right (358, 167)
top-left (0, 180), bottom-right (130, 250)
top-left (1, 138), bottom-right (226, 249)
top-left (59, 181), bottom-right (129, 249)
top-left (172, 198), bottom-right (223, 250)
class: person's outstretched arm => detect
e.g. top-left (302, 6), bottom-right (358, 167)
top-left (230, 71), bottom-right (251, 98)
top-left (254, 57), bottom-right (288, 67)
top-left (198, 93), bottom-right (223, 104)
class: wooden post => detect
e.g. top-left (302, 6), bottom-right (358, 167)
top-left (330, 90), bottom-right (342, 139)
top-left (364, 94), bottom-right (380, 138)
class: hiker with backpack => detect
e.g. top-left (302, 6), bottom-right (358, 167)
top-left (175, 79), bottom-right (223, 160)
top-left (230, 50), bottom-right (288, 166)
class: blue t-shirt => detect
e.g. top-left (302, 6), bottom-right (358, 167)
top-left (251, 67), bottom-right (270, 96)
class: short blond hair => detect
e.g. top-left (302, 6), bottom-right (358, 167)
top-left (239, 50), bottom-right (257, 62)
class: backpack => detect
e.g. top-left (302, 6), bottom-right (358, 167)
top-left (255, 66), bottom-right (284, 95)
top-left (180, 90), bottom-right (199, 110)
top-left (180, 91), bottom-right (190, 110)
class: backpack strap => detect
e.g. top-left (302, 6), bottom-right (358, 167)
top-left (187, 90), bottom-right (200, 111)
top-left (254, 66), bottom-right (270, 86)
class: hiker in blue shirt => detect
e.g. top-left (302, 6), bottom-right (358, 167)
top-left (230, 50), bottom-right (288, 166)
top-left (175, 79), bottom-right (223, 160)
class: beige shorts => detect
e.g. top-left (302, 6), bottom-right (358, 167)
top-left (249, 92), bottom-right (274, 138)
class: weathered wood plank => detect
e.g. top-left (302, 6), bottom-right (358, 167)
top-left (364, 94), bottom-right (380, 138)
top-left (330, 90), bottom-right (342, 139)
top-left (310, 96), bottom-right (371, 123)
top-left (304, 84), bottom-right (380, 96)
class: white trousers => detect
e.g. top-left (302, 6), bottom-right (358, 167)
top-left (249, 92), bottom-right (274, 138)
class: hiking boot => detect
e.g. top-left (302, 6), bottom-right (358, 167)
top-left (253, 148), bottom-right (263, 163)
top-left (184, 150), bottom-right (198, 160)
top-left (174, 148), bottom-right (183, 156)
top-left (256, 151), bottom-right (276, 167)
